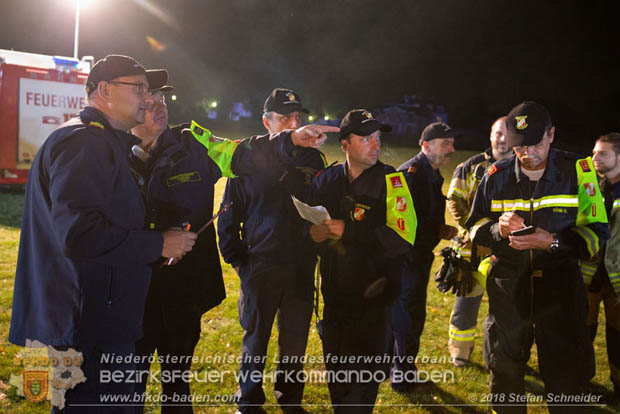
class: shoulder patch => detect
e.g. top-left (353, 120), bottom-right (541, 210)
top-left (579, 159), bottom-right (591, 173)
top-left (88, 121), bottom-right (104, 130)
top-left (407, 165), bottom-right (417, 174)
top-left (488, 165), bottom-right (498, 175)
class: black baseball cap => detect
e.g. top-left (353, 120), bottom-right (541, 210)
top-left (85, 55), bottom-right (168, 95)
top-left (420, 122), bottom-right (458, 142)
top-left (151, 85), bottom-right (174, 93)
top-left (505, 101), bottom-right (552, 147)
top-left (339, 109), bottom-right (391, 140)
top-left (263, 88), bottom-right (309, 114)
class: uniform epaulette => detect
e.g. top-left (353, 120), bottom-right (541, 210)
top-left (558, 150), bottom-right (581, 161)
top-left (190, 120), bottom-right (210, 138)
top-left (489, 156), bottom-right (513, 173)
top-left (88, 121), bottom-right (105, 130)
top-left (461, 152), bottom-right (489, 171)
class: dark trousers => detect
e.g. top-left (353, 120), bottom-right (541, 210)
top-left (484, 264), bottom-right (594, 414)
top-left (52, 343), bottom-right (137, 414)
top-left (236, 265), bottom-right (313, 409)
top-left (390, 248), bottom-right (435, 390)
top-left (321, 305), bottom-right (392, 414)
top-left (133, 312), bottom-right (201, 414)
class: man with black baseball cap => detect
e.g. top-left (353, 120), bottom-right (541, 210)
top-left (465, 101), bottom-right (609, 413)
top-left (85, 54), bottom-right (168, 95)
top-left (9, 54), bottom-right (197, 412)
top-left (127, 83), bottom-right (336, 413)
top-left (262, 87), bottom-right (310, 133)
top-left (218, 88), bottom-right (332, 414)
top-left (390, 122), bottom-right (458, 393)
top-left (306, 109), bottom-right (417, 412)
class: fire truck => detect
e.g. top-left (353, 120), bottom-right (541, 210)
top-left (0, 49), bottom-right (93, 185)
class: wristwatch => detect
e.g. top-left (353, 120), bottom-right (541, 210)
top-left (547, 233), bottom-right (560, 253)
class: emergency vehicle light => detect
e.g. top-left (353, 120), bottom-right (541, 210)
top-left (53, 56), bottom-right (79, 68)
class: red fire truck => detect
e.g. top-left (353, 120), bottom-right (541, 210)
top-left (0, 49), bottom-right (93, 185)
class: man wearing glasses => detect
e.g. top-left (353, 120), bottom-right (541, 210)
top-left (9, 55), bottom-right (198, 412)
top-left (465, 101), bottom-right (609, 413)
top-left (218, 88), bottom-right (327, 414)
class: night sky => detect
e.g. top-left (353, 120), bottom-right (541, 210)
top-left (2, 0), bottom-right (619, 148)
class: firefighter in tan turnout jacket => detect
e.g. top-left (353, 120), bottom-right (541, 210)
top-left (445, 116), bottom-right (515, 366)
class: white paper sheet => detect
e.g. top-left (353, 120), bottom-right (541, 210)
top-left (291, 195), bottom-right (331, 225)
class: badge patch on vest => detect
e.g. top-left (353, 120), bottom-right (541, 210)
top-left (390, 176), bottom-right (403, 188)
top-left (396, 196), bottom-right (407, 212)
top-left (488, 165), bottom-right (498, 176)
top-left (584, 182), bottom-right (596, 197)
top-left (166, 171), bottom-right (202, 187)
top-left (397, 217), bottom-right (406, 231)
top-left (579, 160), bottom-right (591, 172)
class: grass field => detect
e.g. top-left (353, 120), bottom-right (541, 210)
top-left (0, 143), bottom-right (618, 413)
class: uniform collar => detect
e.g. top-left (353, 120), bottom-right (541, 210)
top-left (79, 106), bottom-right (141, 149)
top-left (484, 147), bottom-right (495, 162)
top-left (341, 160), bottom-right (385, 182)
top-left (514, 148), bottom-right (558, 183)
top-left (413, 151), bottom-right (443, 181)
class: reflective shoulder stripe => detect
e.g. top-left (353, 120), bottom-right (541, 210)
top-left (469, 217), bottom-right (492, 241)
top-left (576, 156), bottom-right (607, 226)
top-left (614, 198), bottom-right (620, 213)
top-left (385, 172), bottom-right (417, 245)
top-left (190, 120), bottom-right (239, 178)
top-left (572, 226), bottom-right (599, 258)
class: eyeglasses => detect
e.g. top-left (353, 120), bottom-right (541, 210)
top-left (150, 91), bottom-right (166, 105)
top-left (108, 81), bottom-right (149, 95)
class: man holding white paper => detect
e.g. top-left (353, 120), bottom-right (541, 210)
top-left (307, 109), bottom-right (417, 413)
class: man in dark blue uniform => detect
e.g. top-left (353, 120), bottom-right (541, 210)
top-left (9, 55), bottom-right (197, 413)
top-left (129, 86), bottom-right (335, 414)
top-left (218, 88), bottom-right (332, 414)
top-left (129, 85), bottom-right (227, 414)
top-left (466, 101), bottom-right (609, 413)
top-left (390, 122), bottom-right (458, 392)
top-left (308, 109), bottom-right (417, 413)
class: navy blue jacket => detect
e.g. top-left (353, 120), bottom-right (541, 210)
top-left (129, 125), bottom-right (227, 327)
top-left (310, 161), bottom-right (414, 309)
top-left (217, 137), bottom-right (326, 283)
top-left (399, 151), bottom-right (446, 251)
top-left (9, 107), bottom-right (163, 347)
top-left (466, 149), bottom-right (610, 275)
